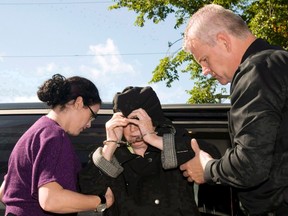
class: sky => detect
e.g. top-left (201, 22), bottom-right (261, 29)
top-left (0, 0), bottom-right (196, 104)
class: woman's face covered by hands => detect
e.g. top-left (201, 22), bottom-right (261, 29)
top-left (123, 108), bottom-right (155, 147)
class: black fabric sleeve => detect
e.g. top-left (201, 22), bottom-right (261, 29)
top-left (78, 156), bottom-right (111, 195)
top-left (174, 128), bottom-right (195, 165)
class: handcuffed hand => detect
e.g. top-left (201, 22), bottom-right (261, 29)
top-left (126, 108), bottom-right (155, 139)
top-left (105, 112), bottom-right (129, 143)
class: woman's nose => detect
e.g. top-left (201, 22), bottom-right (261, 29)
top-left (86, 121), bottom-right (92, 129)
top-left (129, 124), bottom-right (138, 132)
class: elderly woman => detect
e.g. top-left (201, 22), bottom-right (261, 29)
top-left (78, 86), bottom-right (200, 216)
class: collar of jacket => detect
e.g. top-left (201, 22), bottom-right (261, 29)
top-left (114, 145), bottom-right (160, 164)
top-left (241, 38), bottom-right (283, 64)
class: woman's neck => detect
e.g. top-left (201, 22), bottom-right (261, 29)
top-left (46, 109), bottom-right (66, 131)
top-left (132, 145), bottom-right (148, 157)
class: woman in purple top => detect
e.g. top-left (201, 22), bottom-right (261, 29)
top-left (0, 74), bottom-right (114, 216)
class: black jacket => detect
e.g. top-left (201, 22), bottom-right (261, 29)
top-left (78, 127), bottom-right (200, 216)
top-left (204, 39), bottom-right (288, 214)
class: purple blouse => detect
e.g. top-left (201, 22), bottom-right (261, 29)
top-left (3, 116), bottom-right (81, 215)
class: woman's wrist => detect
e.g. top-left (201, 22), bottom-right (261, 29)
top-left (142, 131), bottom-right (158, 138)
top-left (143, 132), bottom-right (163, 150)
top-left (102, 139), bottom-right (119, 161)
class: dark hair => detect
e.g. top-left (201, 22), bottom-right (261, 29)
top-left (37, 74), bottom-right (102, 108)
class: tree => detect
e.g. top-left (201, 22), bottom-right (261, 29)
top-left (243, 0), bottom-right (288, 49)
top-left (109, 0), bottom-right (288, 104)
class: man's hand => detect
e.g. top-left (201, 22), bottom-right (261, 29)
top-left (180, 139), bottom-right (213, 184)
top-left (105, 187), bottom-right (114, 208)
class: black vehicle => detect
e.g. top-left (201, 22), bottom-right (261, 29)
top-left (0, 102), bottom-right (237, 216)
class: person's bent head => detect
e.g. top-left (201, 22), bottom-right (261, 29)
top-left (37, 74), bottom-right (101, 108)
top-left (113, 86), bottom-right (165, 127)
top-left (113, 86), bottom-right (174, 143)
top-left (183, 4), bottom-right (255, 85)
top-left (37, 74), bottom-right (102, 135)
top-left (183, 4), bottom-right (250, 51)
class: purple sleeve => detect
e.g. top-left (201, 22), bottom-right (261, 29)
top-left (31, 125), bottom-right (81, 198)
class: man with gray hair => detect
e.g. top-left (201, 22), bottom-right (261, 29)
top-left (180, 3), bottom-right (288, 216)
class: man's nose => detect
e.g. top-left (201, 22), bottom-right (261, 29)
top-left (202, 66), bottom-right (211, 76)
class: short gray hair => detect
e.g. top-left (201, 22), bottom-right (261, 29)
top-left (183, 4), bottom-right (251, 52)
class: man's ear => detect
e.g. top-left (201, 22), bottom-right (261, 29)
top-left (216, 32), bottom-right (231, 52)
top-left (74, 96), bottom-right (84, 109)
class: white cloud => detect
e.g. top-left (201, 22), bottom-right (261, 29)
top-left (36, 63), bottom-right (74, 77)
top-left (78, 38), bottom-right (147, 102)
top-left (0, 38), bottom-right (191, 104)
top-left (88, 38), bottom-right (135, 74)
top-left (36, 62), bottom-right (58, 75)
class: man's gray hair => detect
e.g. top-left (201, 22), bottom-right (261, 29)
top-left (183, 4), bottom-right (251, 52)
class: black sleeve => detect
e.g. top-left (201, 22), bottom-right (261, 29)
top-left (174, 128), bottom-right (195, 165)
top-left (174, 128), bottom-right (222, 165)
top-left (78, 156), bottom-right (111, 195)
